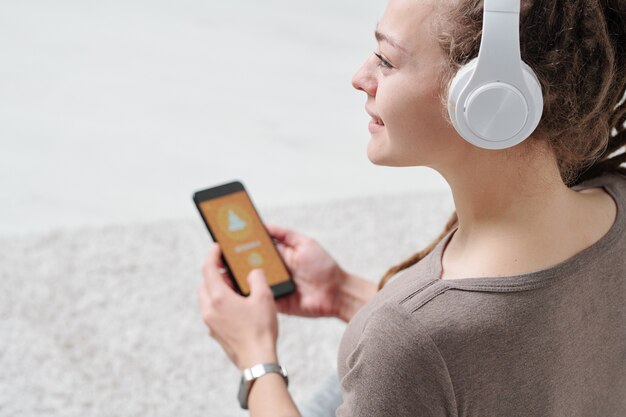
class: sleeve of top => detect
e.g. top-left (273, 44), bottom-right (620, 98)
top-left (336, 303), bottom-right (458, 417)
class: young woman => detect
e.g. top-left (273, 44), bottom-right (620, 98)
top-left (197, 0), bottom-right (626, 415)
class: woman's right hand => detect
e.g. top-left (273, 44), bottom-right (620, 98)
top-left (265, 223), bottom-right (349, 319)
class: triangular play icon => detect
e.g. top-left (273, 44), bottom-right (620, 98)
top-left (227, 209), bottom-right (247, 231)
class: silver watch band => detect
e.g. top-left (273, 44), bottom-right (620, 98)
top-left (238, 363), bottom-right (289, 410)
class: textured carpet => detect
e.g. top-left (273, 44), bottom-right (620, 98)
top-left (0, 190), bottom-right (453, 416)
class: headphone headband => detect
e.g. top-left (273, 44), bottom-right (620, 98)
top-left (474, 1), bottom-right (523, 84)
top-left (484, 0), bottom-right (519, 13)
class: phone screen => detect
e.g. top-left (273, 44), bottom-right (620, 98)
top-left (196, 190), bottom-right (291, 295)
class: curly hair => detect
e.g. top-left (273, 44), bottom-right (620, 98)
top-left (378, 0), bottom-right (626, 289)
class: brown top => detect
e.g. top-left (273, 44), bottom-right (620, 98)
top-left (336, 172), bottom-right (626, 417)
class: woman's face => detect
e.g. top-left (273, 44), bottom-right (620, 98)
top-left (352, 0), bottom-right (460, 167)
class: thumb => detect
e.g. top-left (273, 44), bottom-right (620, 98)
top-left (247, 269), bottom-right (272, 299)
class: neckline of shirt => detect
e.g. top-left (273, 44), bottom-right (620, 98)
top-left (427, 172), bottom-right (625, 292)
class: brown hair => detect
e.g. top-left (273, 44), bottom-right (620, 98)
top-left (378, 0), bottom-right (626, 290)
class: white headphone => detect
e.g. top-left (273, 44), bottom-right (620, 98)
top-left (447, 0), bottom-right (543, 150)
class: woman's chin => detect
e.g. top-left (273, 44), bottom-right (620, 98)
top-left (367, 143), bottom-right (414, 167)
top-left (366, 140), bottom-right (393, 166)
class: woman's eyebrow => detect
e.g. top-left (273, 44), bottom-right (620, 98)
top-left (374, 25), bottom-right (409, 55)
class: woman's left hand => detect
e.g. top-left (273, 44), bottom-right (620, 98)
top-left (198, 244), bottom-right (279, 371)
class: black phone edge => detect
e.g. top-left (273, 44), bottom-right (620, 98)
top-left (193, 180), bottom-right (245, 204)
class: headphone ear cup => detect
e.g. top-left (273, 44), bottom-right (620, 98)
top-left (447, 58), bottom-right (478, 130)
top-left (447, 57), bottom-right (543, 149)
top-left (520, 61), bottom-right (544, 133)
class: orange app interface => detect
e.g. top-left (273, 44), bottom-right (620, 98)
top-left (198, 191), bottom-right (290, 295)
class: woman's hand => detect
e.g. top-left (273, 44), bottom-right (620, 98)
top-left (198, 244), bottom-right (279, 371)
top-left (266, 224), bottom-right (349, 319)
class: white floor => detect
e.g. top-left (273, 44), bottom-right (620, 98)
top-left (0, 0), bottom-right (449, 237)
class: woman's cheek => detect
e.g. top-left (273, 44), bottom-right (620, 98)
top-left (378, 77), bottom-right (413, 129)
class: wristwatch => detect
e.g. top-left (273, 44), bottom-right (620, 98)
top-left (238, 363), bottom-right (289, 409)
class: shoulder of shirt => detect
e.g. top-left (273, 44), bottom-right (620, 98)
top-left (342, 300), bottom-right (458, 412)
top-left (364, 280), bottom-right (453, 334)
top-left (373, 259), bottom-right (449, 315)
top-left (359, 300), bottom-right (446, 352)
top-left (358, 296), bottom-right (461, 383)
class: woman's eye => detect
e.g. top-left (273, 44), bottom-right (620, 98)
top-left (374, 52), bottom-right (393, 70)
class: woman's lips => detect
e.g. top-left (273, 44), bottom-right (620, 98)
top-left (367, 115), bottom-right (385, 133)
top-left (366, 108), bottom-right (385, 133)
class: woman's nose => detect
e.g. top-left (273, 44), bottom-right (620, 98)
top-left (352, 57), bottom-right (377, 96)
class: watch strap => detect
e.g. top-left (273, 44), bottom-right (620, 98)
top-left (238, 363), bottom-right (288, 409)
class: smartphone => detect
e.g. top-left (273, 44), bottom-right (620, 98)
top-left (193, 181), bottom-right (295, 298)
